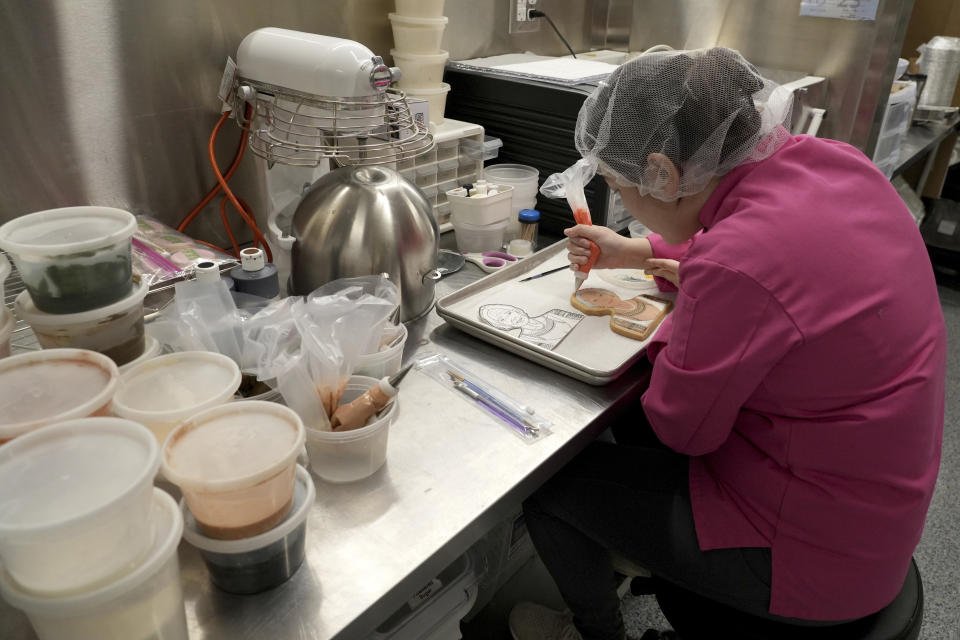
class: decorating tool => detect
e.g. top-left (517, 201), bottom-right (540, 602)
top-left (518, 264), bottom-right (569, 282)
top-left (571, 205), bottom-right (600, 293)
top-left (330, 363), bottom-right (414, 431)
top-left (448, 370), bottom-right (540, 435)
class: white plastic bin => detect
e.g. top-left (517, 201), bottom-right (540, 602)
top-left (305, 376), bottom-right (397, 483)
top-left (389, 14), bottom-right (448, 54)
top-left (392, 49), bottom-right (449, 89)
top-left (0, 418), bottom-right (159, 595)
top-left (0, 348), bottom-right (120, 445)
top-left (112, 351), bottom-right (242, 445)
top-left (161, 401), bottom-right (305, 540)
top-left (0, 207), bottom-right (136, 314)
top-left (372, 552), bottom-right (479, 639)
top-left (0, 489), bottom-right (188, 640)
top-left (448, 184), bottom-right (513, 225)
top-left (452, 218), bottom-right (509, 254)
top-left (395, 0), bottom-right (446, 18)
top-left (16, 279), bottom-right (149, 366)
top-left (355, 323), bottom-right (408, 379)
top-left (404, 83), bottom-right (451, 124)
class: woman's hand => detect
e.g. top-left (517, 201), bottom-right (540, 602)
top-left (643, 258), bottom-right (680, 287)
top-left (564, 224), bottom-right (651, 271)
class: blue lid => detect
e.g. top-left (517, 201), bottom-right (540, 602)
top-left (518, 209), bottom-right (540, 222)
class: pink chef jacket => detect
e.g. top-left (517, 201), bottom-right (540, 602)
top-left (642, 134), bottom-right (946, 621)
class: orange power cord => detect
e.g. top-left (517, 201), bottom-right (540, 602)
top-left (179, 107), bottom-right (273, 262)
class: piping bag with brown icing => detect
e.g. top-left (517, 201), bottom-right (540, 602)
top-left (330, 364), bottom-right (414, 431)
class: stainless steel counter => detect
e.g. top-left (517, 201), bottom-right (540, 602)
top-left (0, 244), bottom-right (650, 640)
top-left (893, 118), bottom-right (960, 178)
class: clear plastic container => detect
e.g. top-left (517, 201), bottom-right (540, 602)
top-left (180, 465), bottom-right (314, 595)
top-left (483, 164), bottom-right (539, 210)
top-left (15, 279), bottom-right (149, 366)
top-left (389, 13), bottom-right (448, 54)
top-left (460, 135), bottom-right (503, 161)
top-left (436, 158), bottom-right (459, 183)
top-left (415, 163), bottom-right (438, 187)
top-left (0, 489), bottom-right (188, 640)
top-left (117, 335), bottom-right (161, 374)
top-left (403, 83), bottom-right (451, 124)
top-left (0, 207), bottom-right (136, 314)
top-left (0, 348), bottom-right (120, 444)
top-left (452, 218), bottom-right (509, 253)
top-left (395, 0), bottom-right (446, 18)
top-left (355, 323), bottom-right (408, 379)
top-left (448, 184), bottom-right (513, 225)
top-left (436, 138), bottom-right (460, 162)
top-left (0, 418), bottom-right (160, 595)
top-left (161, 401), bottom-right (306, 540)
top-left (0, 308), bottom-right (13, 359)
top-left (112, 351), bottom-right (242, 444)
top-left (391, 49), bottom-right (449, 89)
top-left (517, 208), bottom-right (540, 249)
top-left (305, 376), bottom-right (398, 483)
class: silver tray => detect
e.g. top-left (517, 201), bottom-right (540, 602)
top-left (436, 241), bottom-right (653, 385)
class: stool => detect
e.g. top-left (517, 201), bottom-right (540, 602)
top-left (632, 558), bottom-right (923, 640)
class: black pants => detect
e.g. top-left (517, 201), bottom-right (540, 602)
top-left (523, 418), bottom-right (773, 640)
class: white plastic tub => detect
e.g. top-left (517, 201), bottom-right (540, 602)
top-left (0, 488), bottom-right (188, 640)
top-left (112, 351), bottom-right (242, 444)
top-left (0, 418), bottom-right (159, 595)
top-left (181, 465), bottom-right (314, 594)
top-left (306, 376), bottom-right (397, 483)
top-left (0, 308), bottom-right (13, 359)
top-left (161, 401), bottom-right (306, 540)
top-left (389, 13), bottom-right (448, 54)
top-left (395, 0), bottom-right (446, 18)
top-left (0, 348), bottom-right (120, 445)
top-left (355, 323), bottom-right (408, 379)
top-left (403, 82), bottom-right (451, 124)
top-left (448, 184), bottom-right (514, 225)
top-left (0, 207), bottom-right (136, 314)
top-left (452, 218), bottom-right (509, 254)
top-left (16, 279), bottom-right (149, 366)
top-left (392, 49), bottom-right (450, 89)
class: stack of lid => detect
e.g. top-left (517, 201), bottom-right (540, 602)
top-left (389, 0), bottom-right (451, 124)
top-left (0, 418), bottom-right (189, 640)
top-left (0, 207), bottom-right (156, 368)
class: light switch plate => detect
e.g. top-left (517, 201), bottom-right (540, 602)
top-left (509, 0), bottom-right (542, 33)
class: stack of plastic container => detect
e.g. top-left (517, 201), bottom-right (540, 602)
top-left (447, 182), bottom-right (515, 253)
top-left (0, 207), bottom-right (152, 368)
top-left (161, 401), bottom-right (316, 594)
top-left (0, 418), bottom-right (189, 640)
top-left (482, 165), bottom-right (541, 243)
top-left (390, 0), bottom-right (450, 124)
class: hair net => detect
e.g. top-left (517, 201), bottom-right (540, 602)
top-left (574, 47), bottom-right (793, 201)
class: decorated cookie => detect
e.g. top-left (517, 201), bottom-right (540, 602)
top-left (570, 288), bottom-right (673, 341)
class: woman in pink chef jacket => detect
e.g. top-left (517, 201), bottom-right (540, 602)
top-left (509, 47), bottom-right (946, 640)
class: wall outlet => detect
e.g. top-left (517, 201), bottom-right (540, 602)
top-left (509, 0), bottom-right (542, 34)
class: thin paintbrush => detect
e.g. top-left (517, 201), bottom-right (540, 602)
top-left (518, 265), bottom-right (569, 282)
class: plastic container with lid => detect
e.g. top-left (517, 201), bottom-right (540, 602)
top-left (0, 488), bottom-right (188, 640)
top-left (181, 464), bottom-right (314, 595)
top-left (389, 13), bottom-right (448, 54)
top-left (0, 348), bottom-right (120, 445)
top-left (15, 279), bottom-right (149, 366)
top-left (391, 49), bottom-right (449, 89)
top-left (355, 323), bottom-right (408, 380)
top-left (460, 135), bottom-right (503, 162)
top-left (0, 418), bottom-right (159, 595)
top-left (403, 83), bottom-right (451, 124)
top-left (161, 400), bottom-right (306, 540)
top-left (117, 335), bottom-right (161, 374)
top-left (0, 207), bottom-right (136, 314)
top-left (305, 376), bottom-right (398, 483)
top-left (395, 0), bottom-right (446, 18)
top-left (447, 184), bottom-right (513, 226)
top-left (0, 309), bottom-right (13, 359)
top-left (517, 208), bottom-right (540, 249)
top-left (483, 164), bottom-right (539, 209)
top-left (452, 217), bottom-right (509, 254)
top-left (112, 351), bottom-right (242, 444)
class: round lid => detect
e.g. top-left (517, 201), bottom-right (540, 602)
top-left (240, 247), bottom-right (266, 272)
top-left (0, 207), bottom-right (136, 256)
top-left (518, 209), bottom-right (541, 222)
top-left (161, 401), bottom-right (305, 491)
top-left (0, 419), bottom-right (159, 532)
top-left (484, 164), bottom-right (540, 182)
top-left (0, 489), bottom-right (183, 615)
top-left (113, 351), bottom-right (241, 422)
top-left (0, 349), bottom-right (120, 441)
top-left (181, 464), bottom-right (314, 554)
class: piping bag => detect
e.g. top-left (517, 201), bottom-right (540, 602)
top-left (540, 158), bottom-right (601, 292)
top-left (330, 364), bottom-right (414, 432)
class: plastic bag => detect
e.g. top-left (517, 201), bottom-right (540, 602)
top-left (133, 216), bottom-right (238, 286)
top-left (172, 279), bottom-right (245, 365)
top-left (540, 158), bottom-right (595, 224)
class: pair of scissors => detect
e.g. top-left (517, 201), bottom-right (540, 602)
top-left (462, 251), bottom-right (520, 273)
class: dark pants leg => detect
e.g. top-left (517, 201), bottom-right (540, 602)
top-left (523, 440), bottom-right (773, 640)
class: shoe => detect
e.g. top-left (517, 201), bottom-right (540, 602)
top-left (509, 602), bottom-right (583, 640)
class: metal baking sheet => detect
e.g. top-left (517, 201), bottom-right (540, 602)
top-left (436, 241), bottom-right (671, 385)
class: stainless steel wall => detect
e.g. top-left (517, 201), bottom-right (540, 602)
top-left (629, 0), bottom-right (915, 151)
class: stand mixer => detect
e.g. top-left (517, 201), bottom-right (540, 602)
top-left (221, 28), bottom-right (439, 319)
